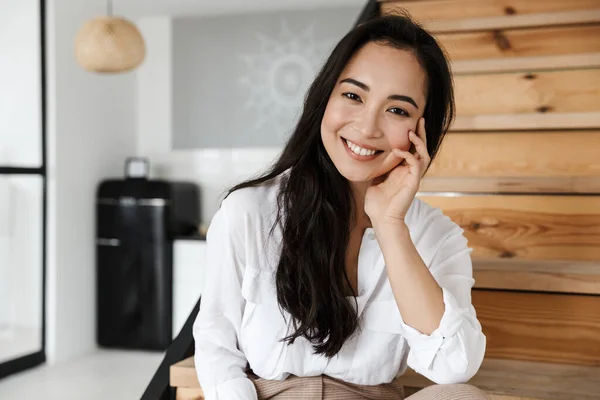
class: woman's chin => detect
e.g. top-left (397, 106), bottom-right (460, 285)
top-left (340, 165), bottom-right (397, 184)
top-left (338, 168), bottom-right (377, 185)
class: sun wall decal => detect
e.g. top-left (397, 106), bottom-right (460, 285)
top-left (238, 20), bottom-right (336, 141)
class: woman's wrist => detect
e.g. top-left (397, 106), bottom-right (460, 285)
top-left (373, 221), bottom-right (412, 250)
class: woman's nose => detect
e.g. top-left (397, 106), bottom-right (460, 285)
top-left (354, 109), bottom-right (383, 139)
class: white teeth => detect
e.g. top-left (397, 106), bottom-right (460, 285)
top-left (345, 139), bottom-right (377, 156)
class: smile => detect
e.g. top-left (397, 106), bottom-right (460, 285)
top-left (342, 137), bottom-right (383, 160)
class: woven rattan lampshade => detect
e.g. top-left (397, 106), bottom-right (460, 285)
top-left (75, 15), bottom-right (145, 73)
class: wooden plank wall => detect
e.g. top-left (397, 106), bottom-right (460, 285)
top-left (380, 0), bottom-right (600, 366)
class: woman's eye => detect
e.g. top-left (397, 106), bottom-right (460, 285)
top-left (389, 107), bottom-right (409, 117)
top-left (343, 92), bottom-right (361, 102)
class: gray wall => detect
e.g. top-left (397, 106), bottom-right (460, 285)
top-left (172, 6), bottom-right (361, 149)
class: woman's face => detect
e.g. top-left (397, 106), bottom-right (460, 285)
top-left (321, 42), bottom-right (427, 184)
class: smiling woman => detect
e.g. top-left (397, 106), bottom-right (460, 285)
top-left (320, 42), bottom-right (427, 183)
top-left (193, 13), bottom-right (488, 400)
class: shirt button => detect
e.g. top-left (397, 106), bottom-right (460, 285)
top-left (368, 232), bottom-right (376, 240)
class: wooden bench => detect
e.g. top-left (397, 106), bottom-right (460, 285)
top-left (169, 356), bottom-right (600, 400)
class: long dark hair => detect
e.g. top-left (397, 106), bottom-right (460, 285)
top-left (227, 14), bottom-right (454, 357)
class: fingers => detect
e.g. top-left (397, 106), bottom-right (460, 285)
top-left (416, 117), bottom-right (427, 148)
top-left (409, 118), bottom-right (431, 166)
top-left (390, 117), bottom-right (431, 175)
top-left (409, 131), bottom-right (424, 158)
top-left (393, 119), bottom-right (430, 177)
top-left (392, 148), bottom-right (420, 170)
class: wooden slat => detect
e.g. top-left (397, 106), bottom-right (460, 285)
top-left (451, 112), bottom-right (600, 130)
top-left (398, 358), bottom-right (600, 400)
top-left (417, 195), bottom-right (600, 261)
top-left (385, 8), bottom-right (600, 32)
top-left (453, 69), bottom-right (600, 129)
top-left (420, 177), bottom-right (600, 194)
top-left (176, 388), bottom-right (203, 400)
top-left (424, 129), bottom-right (600, 192)
top-left (452, 112), bottom-right (600, 130)
top-left (473, 290), bottom-right (600, 366)
top-left (380, 0), bottom-right (600, 22)
top-left (171, 356), bottom-right (200, 389)
top-left (429, 131), bottom-right (600, 178)
top-left (452, 53), bottom-right (600, 74)
top-left (439, 25), bottom-right (600, 61)
top-left (433, 10), bottom-right (600, 33)
top-left (455, 69), bottom-right (600, 116)
top-left (473, 259), bottom-right (600, 294)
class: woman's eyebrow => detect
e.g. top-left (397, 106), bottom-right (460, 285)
top-left (340, 78), bottom-right (419, 109)
top-left (340, 78), bottom-right (369, 91)
top-left (388, 94), bottom-right (418, 109)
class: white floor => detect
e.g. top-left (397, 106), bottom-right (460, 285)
top-left (0, 349), bottom-right (164, 400)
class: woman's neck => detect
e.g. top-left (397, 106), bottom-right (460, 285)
top-left (350, 181), bottom-right (372, 229)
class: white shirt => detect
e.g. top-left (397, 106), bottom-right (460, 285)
top-left (193, 178), bottom-right (486, 400)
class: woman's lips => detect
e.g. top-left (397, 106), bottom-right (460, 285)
top-left (342, 137), bottom-right (383, 161)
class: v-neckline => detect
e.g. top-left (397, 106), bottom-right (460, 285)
top-left (345, 228), bottom-right (380, 313)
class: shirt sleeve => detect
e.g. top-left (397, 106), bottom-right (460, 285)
top-left (400, 217), bottom-right (487, 384)
top-left (192, 200), bottom-right (258, 400)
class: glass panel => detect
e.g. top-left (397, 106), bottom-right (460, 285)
top-left (0, 0), bottom-right (42, 167)
top-left (0, 175), bottom-right (43, 363)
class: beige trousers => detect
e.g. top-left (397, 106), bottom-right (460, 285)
top-left (250, 374), bottom-right (491, 400)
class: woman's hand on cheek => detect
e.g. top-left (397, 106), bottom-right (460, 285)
top-left (365, 117), bottom-right (430, 229)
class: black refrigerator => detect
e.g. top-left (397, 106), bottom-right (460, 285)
top-left (96, 178), bottom-right (200, 350)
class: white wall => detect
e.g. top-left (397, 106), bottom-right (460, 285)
top-left (120, 0), bottom-right (365, 18)
top-left (45, 0), bottom-right (137, 364)
top-left (136, 17), bottom-right (173, 157)
top-left (135, 17), bottom-right (281, 221)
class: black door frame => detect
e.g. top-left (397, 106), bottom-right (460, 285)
top-left (0, 0), bottom-right (47, 380)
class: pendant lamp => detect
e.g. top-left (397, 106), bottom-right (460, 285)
top-left (75, 0), bottom-right (145, 73)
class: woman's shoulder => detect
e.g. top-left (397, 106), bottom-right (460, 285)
top-left (217, 177), bottom-right (281, 227)
top-left (405, 197), bottom-right (465, 248)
